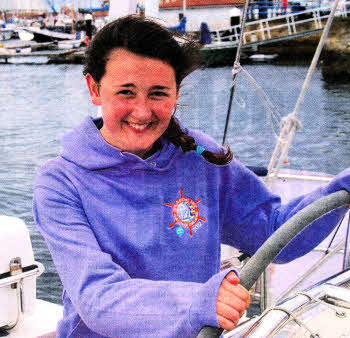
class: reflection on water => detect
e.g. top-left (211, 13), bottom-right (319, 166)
top-left (0, 62), bottom-right (349, 304)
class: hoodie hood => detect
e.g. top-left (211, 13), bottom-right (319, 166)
top-left (61, 116), bottom-right (178, 171)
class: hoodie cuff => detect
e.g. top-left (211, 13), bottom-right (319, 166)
top-left (327, 168), bottom-right (350, 194)
top-left (188, 268), bottom-right (238, 334)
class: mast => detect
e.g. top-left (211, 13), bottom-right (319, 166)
top-left (45, 0), bottom-right (57, 14)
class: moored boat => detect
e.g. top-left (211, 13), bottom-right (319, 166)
top-left (21, 27), bottom-right (76, 43)
top-left (248, 53), bottom-right (279, 62)
top-left (57, 39), bottom-right (82, 50)
top-left (0, 28), bottom-right (14, 41)
top-left (17, 30), bottom-right (34, 41)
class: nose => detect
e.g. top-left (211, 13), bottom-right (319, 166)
top-left (132, 94), bottom-right (152, 121)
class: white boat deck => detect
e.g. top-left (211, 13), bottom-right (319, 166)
top-left (7, 299), bottom-right (62, 338)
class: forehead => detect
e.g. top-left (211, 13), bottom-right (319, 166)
top-left (103, 48), bottom-right (176, 84)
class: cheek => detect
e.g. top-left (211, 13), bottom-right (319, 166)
top-left (152, 101), bottom-right (176, 120)
top-left (102, 101), bottom-right (131, 129)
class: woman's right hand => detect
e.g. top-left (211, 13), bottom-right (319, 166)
top-left (216, 272), bottom-right (250, 331)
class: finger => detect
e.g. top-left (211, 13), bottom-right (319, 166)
top-left (217, 303), bottom-right (240, 332)
top-left (225, 272), bottom-right (239, 285)
top-left (237, 284), bottom-right (251, 307)
top-left (216, 300), bottom-right (240, 322)
top-left (222, 279), bottom-right (250, 304)
top-left (221, 279), bottom-right (250, 304)
top-left (217, 287), bottom-right (248, 315)
top-left (217, 314), bottom-right (236, 332)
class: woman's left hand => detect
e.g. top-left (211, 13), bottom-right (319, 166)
top-left (216, 272), bottom-right (250, 331)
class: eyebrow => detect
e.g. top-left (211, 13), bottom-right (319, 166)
top-left (118, 83), bottom-right (171, 90)
top-left (151, 85), bottom-right (171, 90)
top-left (119, 83), bottom-right (136, 88)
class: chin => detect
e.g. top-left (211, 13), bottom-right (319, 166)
top-left (132, 147), bottom-right (150, 156)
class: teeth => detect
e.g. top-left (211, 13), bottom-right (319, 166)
top-left (128, 122), bottom-right (149, 130)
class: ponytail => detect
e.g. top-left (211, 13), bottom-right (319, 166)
top-left (163, 117), bottom-right (233, 165)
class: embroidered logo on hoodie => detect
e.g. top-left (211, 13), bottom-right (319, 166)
top-left (166, 189), bottom-right (206, 237)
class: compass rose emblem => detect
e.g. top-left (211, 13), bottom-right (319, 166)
top-left (166, 189), bottom-right (206, 237)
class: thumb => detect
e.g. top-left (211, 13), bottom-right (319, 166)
top-left (226, 272), bottom-right (239, 285)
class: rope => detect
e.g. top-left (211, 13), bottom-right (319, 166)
top-left (325, 213), bottom-right (346, 254)
top-left (222, 0), bottom-right (251, 146)
top-left (224, 61), bottom-right (284, 139)
top-left (267, 0), bottom-right (341, 188)
top-left (343, 210), bottom-right (350, 270)
top-left (238, 65), bottom-right (283, 137)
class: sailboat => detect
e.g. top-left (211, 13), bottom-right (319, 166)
top-left (0, 28), bottom-right (14, 41)
top-left (0, 0), bottom-right (76, 42)
top-left (0, 0), bottom-right (51, 40)
top-left (21, 26), bottom-right (76, 42)
top-left (1, 1), bottom-right (350, 337)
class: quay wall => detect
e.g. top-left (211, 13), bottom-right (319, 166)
top-left (321, 17), bottom-right (350, 81)
top-left (201, 17), bottom-right (350, 81)
top-left (257, 17), bottom-right (350, 81)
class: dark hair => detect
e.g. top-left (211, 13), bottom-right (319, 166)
top-left (83, 15), bottom-right (200, 87)
top-left (83, 15), bottom-right (232, 165)
top-left (164, 117), bottom-right (233, 165)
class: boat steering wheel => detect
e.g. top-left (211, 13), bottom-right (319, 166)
top-left (197, 190), bottom-right (350, 338)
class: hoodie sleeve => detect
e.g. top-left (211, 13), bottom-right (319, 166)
top-left (221, 162), bottom-right (350, 264)
top-left (188, 128), bottom-right (350, 263)
top-left (33, 165), bottom-right (230, 337)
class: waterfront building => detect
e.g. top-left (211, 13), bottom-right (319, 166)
top-left (159, 0), bottom-right (245, 31)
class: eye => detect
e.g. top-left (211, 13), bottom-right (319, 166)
top-left (150, 91), bottom-right (169, 99)
top-left (117, 90), bottom-right (135, 97)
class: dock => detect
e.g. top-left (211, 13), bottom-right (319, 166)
top-left (0, 48), bottom-right (83, 64)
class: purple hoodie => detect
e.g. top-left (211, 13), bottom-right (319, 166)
top-left (33, 116), bottom-right (350, 337)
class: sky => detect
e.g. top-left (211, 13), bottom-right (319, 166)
top-left (51, 0), bottom-right (103, 10)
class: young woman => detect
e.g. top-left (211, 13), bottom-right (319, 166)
top-left (33, 15), bottom-right (350, 337)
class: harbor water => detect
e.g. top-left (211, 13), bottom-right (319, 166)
top-left (0, 61), bottom-right (349, 304)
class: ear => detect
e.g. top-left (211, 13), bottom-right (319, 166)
top-left (174, 90), bottom-right (179, 109)
top-left (85, 74), bottom-right (101, 106)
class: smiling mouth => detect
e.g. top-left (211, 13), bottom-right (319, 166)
top-left (125, 121), bottom-right (154, 131)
